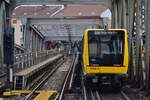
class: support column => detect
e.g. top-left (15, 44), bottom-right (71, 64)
top-left (128, 0), bottom-right (136, 82)
top-left (30, 29), bottom-right (33, 52)
top-left (37, 36), bottom-right (40, 51)
top-left (65, 24), bottom-right (72, 51)
top-left (122, 0), bottom-right (127, 28)
top-left (145, 0), bottom-right (150, 90)
top-left (34, 33), bottom-right (37, 51)
top-left (0, 0), bottom-right (12, 67)
top-left (33, 32), bottom-right (36, 51)
top-left (39, 38), bottom-right (42, 51)
top-left (0, 0), bottom-right (14, 87)
top-left (134, 0), bottom-right (143, 88)
top-left (110, 2), bottom-right (115, 28)
top-left (36, 34), bottom-right (38, 51)
top-left (138, 0), bottom-right (147, 88)
top-left (32, 32), bottom-right (35, 51)
top-left (117, 0), bottom-right (123, 28)
top-left (117, 0), bottom-right (127, 29)
top-left (114, 0), bottom-right (118, 28)
top-left (0, 1), bottom-right (4, 68)
top-left (24, 25), bottom-right (27, 51)
top-left (24, 23), bottom-right (30, 52)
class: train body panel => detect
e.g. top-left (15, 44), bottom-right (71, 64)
top-left (82, 29), bottom-right (129, 88)
top-left (84, 66), bottom-right (128, 74)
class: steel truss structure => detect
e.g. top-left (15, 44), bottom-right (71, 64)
top-left (0, 0), bottom-right (150, 92)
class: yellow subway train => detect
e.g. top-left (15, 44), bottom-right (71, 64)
top-left (82, 29), bottom-right (129, 88)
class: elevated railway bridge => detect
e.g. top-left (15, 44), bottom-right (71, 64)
top-left (0, 0), bottom-right (150, 100)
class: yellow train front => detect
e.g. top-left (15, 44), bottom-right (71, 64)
top-left (82, 29), bottom-right (128, 88)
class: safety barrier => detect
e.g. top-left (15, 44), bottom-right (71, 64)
top-left (13, 50), bottom-right (61, 73)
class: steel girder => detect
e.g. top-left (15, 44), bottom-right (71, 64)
top-left (3, 0), bottom-right (150, 90)
top-left (24, 23), bottom-right (45, 52)
top-left (126, 0), bottom-right (147, 88)
top-left (134, 0), bottom-right (144, 88)
top-left (145, 0), bottom-right (150, 90)
top-left (0, 1), bottom-right (5, 68)
top-left (127, 0), bottom-right (136, 82)
top-left (0, 1), bottom-right (10, 67)
top-left (111, 0), bottom-right (128, 29)
top-left (34, 24), bottom-right (98, 35)
top-left (45, 36), bottom-right (82, 41)
top-left (13, 0), bottom-right (111, 8)
top-left (111, 0), bottom-right (146, 88)
top-left (28, 17), bottom-right (102, 41)
top-left (0, 0), bottom-right (14, 84)
top-left (27, 17), bottom-right (102, 25)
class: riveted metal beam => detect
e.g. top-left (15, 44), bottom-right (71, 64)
top-left (114, 0), bottom-right (118, 28)
top-left (145, 0), bottom-right (150, 90)
top-left (117, 0), bottom-right (123, 28)
top-left (122, 0), bottom-right (127, 28)
top-left (128, 0), bottom-right (136, 82)
top-left (45, 36), bottom-right (82, 41)
top-left (27, 17), bottom-right (101, 41)
top-left (28, 17), bottom-right (102, 25)
top-left (14, 0), bottom-right (111, 8)
top-left (0, 1), bottom-right (5, 68)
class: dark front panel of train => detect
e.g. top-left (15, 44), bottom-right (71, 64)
top-left (88, 30), bottom-right (124, 66)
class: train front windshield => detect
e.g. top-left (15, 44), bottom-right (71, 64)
top-left (88, 30), bottom-right (124, 66)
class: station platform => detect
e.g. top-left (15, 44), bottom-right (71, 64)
top-left (15, 54), bottom-right (63, 77)
top-left (14, 54), bottom-right (63, 89)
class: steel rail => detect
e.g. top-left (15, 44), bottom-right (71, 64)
top-left (57, 55), bottom-right (76, 100)
top-left (82, 78), bottom-right (130, 100)
top-left (89, 90), bottom-right (129, 100)
top-left (21, 58), bottom-right (65, 100)
top-left (89, 90), bottom-right (102, 100)
top-left (69, 54), bottom-right (79, 90)
top-left (82, 76), bottom-right (102, 100)
top-left (96, 90), bottom-right (102, 100)
top-left (81, 66), bottom-right (88, 100)
top-left (82, 84), bottom-right (130, 100)
top-left (82, 84), bottom-right (88, 100)
top-left (91, 91), bottom-right (96, 100)
top-left (120, 90), bottom-right (130, 100)
top-left (27, 71), bottom-right (47, 90)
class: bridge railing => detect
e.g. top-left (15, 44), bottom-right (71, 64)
top-left (13, 49), bottom-right (61, 73)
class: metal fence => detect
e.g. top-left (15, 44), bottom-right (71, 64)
top-left (13, 50), bottom-right (60, 73)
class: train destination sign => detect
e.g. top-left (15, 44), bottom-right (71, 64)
top-left (94, 31), bottom-right (118, 35)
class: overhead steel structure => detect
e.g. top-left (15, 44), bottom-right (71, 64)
top-left (28, 17), bottom-right (102, 41)
top-left (13, 0), bottom-right (111, 7)
top-left (0, 0), bottom-right (150, 92)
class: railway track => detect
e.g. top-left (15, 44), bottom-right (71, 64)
top-left (82, 79), bottom-right (130, 100)
top-left (20, 57), bottom-right (66, 100)
top-left (84, 88), bottom-right (130, 100)
top-left (55, 54), bottom-right (79, 100)
top-left (19, 54), bottom-right (77, 100)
